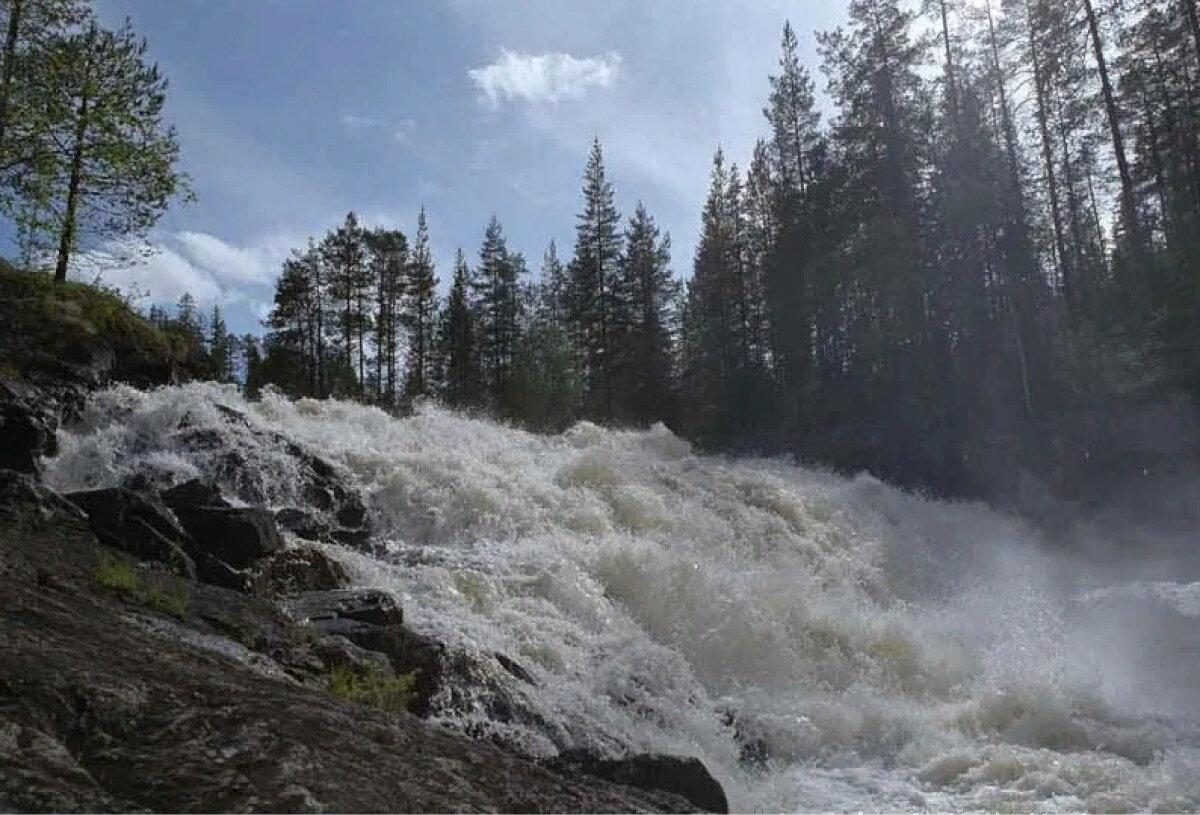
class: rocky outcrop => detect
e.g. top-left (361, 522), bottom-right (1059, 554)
top-left (544, 750), bottom-right (730, 814)
top-left (0, 379), bottom-right (58, 476)
top-left (172, 406), bottom-right (373, 548)
top-left (171, 506), bottom-right (284, 567)
top-left (250, 546), bottom-right (349, 597)
top-left (66, 487), bottom-right (195, 579)
top-left (0, 470), bottom-right (705, 813)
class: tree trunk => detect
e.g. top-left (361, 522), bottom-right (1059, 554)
top-left (1026, 3), bottom-right (1070, 298)
top-left (54, 92), bottom-right (88, 283)
top-left (938, 0), bottom-right (959, 121)
top-left (0, 0), bottom-right (24, 152)
top-left (1082, 0), bottom-right (1141, 249)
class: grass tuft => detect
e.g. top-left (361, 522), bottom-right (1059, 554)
top-left (93, 555), bottom-right (191, 617)
top-left (329, 665), bottom-right (417, 714)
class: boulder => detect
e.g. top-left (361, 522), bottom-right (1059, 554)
top-left (544, 750), bottom-right (729, 814)
top-left (161, 478), bottom-right (231, 511)
top-left (283, 589), bottom-right (403, 629)
top-left (251, 546), bottom-right (350, 598)
top-left (275, 508), bottom-right (333, 543)
top-left (172, 505), bottom-right (283, 568)
top-left (66, 487), bottom-right (195, 579)
top-left (173, 407), bottom-right (374, 548)
top-left (0, 380), bottom-right (58, 476)
top-left (310, 634), bottom-right (394, 677)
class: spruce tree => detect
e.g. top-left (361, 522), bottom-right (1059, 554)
top-left (567, 137), bottom-right (623, 421)
top-left (402, 206), bottom-right (438, 401)
top-left (619, 202), bottom-right (677, 426)
top-left (438, 248), bottom-right (480, 408)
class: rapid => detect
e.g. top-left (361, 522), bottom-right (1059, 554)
top-left (43, 382), bottom-right (1200, 813)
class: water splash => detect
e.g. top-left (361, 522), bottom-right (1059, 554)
top-left (45, 383), bottom-right (1200, 813)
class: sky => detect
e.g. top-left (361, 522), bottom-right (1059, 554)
top-left (86, 0), bottom-right (849, 336)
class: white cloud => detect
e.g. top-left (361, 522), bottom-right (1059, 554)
top-left (69, 242), bottom-right (224, 307)
top-left (173, 230), bottom-right (286, 286)
top-left (65, 229), bottom-right (299, 313)
top-left (468, 50), bottom-right (621, 106)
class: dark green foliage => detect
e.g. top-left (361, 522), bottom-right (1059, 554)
top-left (509, 322), bottom-right (581, 431)
top-left (402, 207), bottom-right (438, 403)
top-left (567, 138), bottom-right (624, 421)
top-left (437, 248), bottom-right (482, 409)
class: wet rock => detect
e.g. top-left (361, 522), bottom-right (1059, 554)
top-left (496, 651), bottom-right (538, 686)
top-left (251, 546), bottom-right (350, 598)
top-left (192, 552), bottom-right (251, 592)
top-left (0, 380), bottom-right (58, 476)
top-left (310, 634), bottom-right (394, 677)
top-left (174, 408), bottom-right (374, 548)
top-left (172, 505), bottom-right (283, 568)
top-left (66, 487), bottom-right (195, 578)
top-left (545, 750), bottom-right (729, 814)
top-left (275, 507), bottom-right (332, 542)
top-left (161, 478), bottom-right (230, 511)
top-left (283, 588), bottom-right (404, 628)
top-left (718, 707), bottom-right (771, 769)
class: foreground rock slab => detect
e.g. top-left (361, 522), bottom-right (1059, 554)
top-left (0, 472), bottom-right (702, 813)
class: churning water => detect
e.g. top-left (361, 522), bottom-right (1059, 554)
top-left (44, 383), bottom-right (1200, 813)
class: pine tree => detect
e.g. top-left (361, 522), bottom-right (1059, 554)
top-left (619, 202), bottom-right (678, 426)
top-left (566, 137), bottom-right (623, 421)
top-left (322, 212), bottom-right (371, 398)
top-left (438, 248), bottom-right (481, 408)
top-left (535, 240), bottom-right (568, 326)
top-left (16, 19), bottom-right (189, 282)
top-left (401, 206), bottom-right (437, 401)
top-left (366, 226), bottom-right (406, 407)
top-left (208, 304), bottom-right (230, 381)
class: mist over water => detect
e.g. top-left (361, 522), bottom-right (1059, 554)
top-left (45, 383), bottom-right (1200, 813)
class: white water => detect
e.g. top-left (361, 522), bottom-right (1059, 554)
top-left (45, 383), bottom-right (1200, 813)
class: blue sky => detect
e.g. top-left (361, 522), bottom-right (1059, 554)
top-left (88, 0), bottom-right (847, 336)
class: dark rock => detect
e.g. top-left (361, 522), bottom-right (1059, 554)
top-left (251, 546), bottom-right (350, 598)
top-left (395, 631), bottom-right (449, 716)
top-left (310, 633), bottom-right (394, 677)
top-left (123, 517), bottom-right (196, 580)
top-left (275, 507), bottom-right (332, 542)
top-left (172, 410), bottom-right (374, 548)
top-left (161, 478), bottom-right (230, 510)
top-left (0, 380), bottom-right (58, 476)
top-left (172, 505), bottom-right (283, 568)
top-left (282, 589), bottom-right (406, 667)
top-left (306, 615), bottom-right (405, 657)
top-left (192, 551), bottom-right (251, 592)
top-left (718, 707), bottom-right (770, 769)
top-left (283, 589), bottom-right (403, 629)
top-left (0, 470), bottom-right (88, 541)
top-left (545, 750), bottom-right (729, 814)
top-left (496, 651), bottom-right (538, 686)
top-left (66, 487), bottom-right (195, 578)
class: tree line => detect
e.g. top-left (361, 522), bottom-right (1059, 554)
top-left (248, 0), bottom-right (1200, 503)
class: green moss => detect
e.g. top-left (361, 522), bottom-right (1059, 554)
top-left (328, 665), bottom-right (417, 714)
top-left (93, 555), bottom-right (190, 617)
top-left (0, 263), bottom-right (182, 374)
